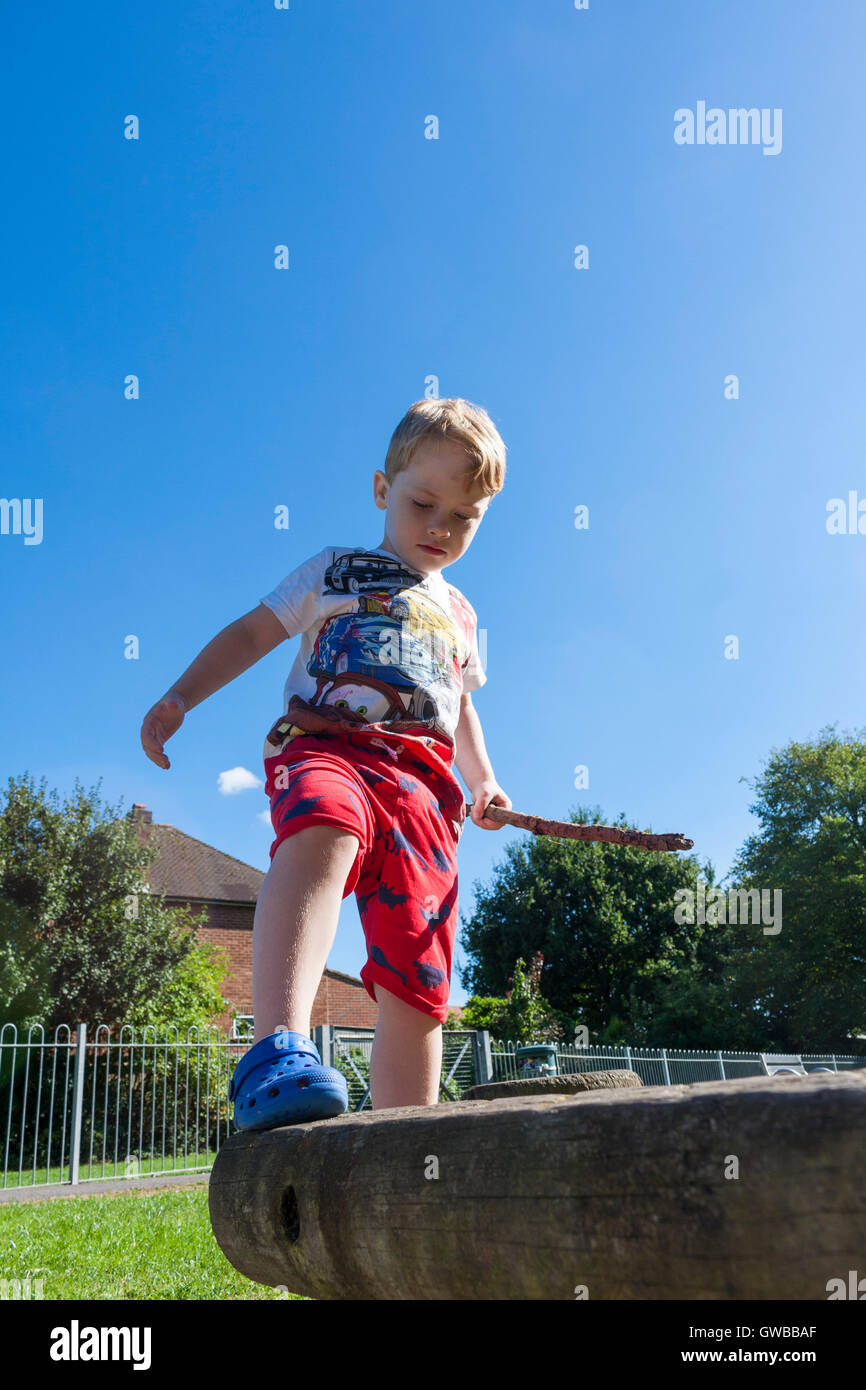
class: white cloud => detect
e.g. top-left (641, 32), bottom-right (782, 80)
top-left (257, 810), bottom-right (273, 826)
top-left (217, 767), bottom-right (263, 795)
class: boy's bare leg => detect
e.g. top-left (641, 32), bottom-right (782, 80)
top-left (369, 982), bottom-right (443, 1109)
top-left (252, 826), bottom-right (360, 1039)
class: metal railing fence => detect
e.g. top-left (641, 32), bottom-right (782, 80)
top-left (0, 1022), bottom-right (249, 1193)
top-left (488, 1041), bottom-right (864, 1088)
top-left (1, 1022), bottom-right (862, 1193)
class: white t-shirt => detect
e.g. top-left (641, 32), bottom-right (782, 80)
top-left (259, 544), bottom-right (486, 756)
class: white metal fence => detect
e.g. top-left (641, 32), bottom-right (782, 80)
top-left (1, 1022), bottom-right (862, 1193)
top-left (487, 1040), bottom-right (863, 1087)
top-left (0, 1023), bottom-right (247, 1193)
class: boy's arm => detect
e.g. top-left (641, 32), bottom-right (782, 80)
top-left (140, 604), bottom-right (287, 768)
top-left (163, 603), bottom-right (287, 711)
top-left (454, 693), bottom-right (512, 830)
top-left (454, 693), bottom-right (495, 788)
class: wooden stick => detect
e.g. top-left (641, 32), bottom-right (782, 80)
top-left (465, 803), bottom-right (694, 853)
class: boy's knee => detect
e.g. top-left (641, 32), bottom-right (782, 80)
top-left (373, 982), bottom-right (441, 1030)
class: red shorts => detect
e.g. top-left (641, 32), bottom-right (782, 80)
top-left (263, 726), bottom-right (467, 1023)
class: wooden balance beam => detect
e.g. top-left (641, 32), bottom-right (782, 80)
top-left (208, 1070), bottom-right (866, 1300)
top-left (461, 1068), bottom-right (642, 1100)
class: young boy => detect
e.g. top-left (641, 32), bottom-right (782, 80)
top-left (140, 398), bottom-right (510, 1130)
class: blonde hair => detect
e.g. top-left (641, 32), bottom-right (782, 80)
top-left (383, 398), bottom-right (507, 498)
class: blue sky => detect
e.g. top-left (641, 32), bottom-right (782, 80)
top-left (2, 2), bottom-right (864, 1007)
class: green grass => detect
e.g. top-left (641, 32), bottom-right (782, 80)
top-left (2, 1149), bottom-right (219, 1191)
top-left (0, 1186), bottom-right (309, 1300)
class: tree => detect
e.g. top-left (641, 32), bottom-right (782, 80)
top-left (458, 951), bottom-right (571, 1043)
top-left (722, 725), bottom-right (866, 1052)
top-left (0, 897), bottom-right (52, 1034)
top-left (455, 737), bottom-right (866, 1055)
top-left (0, 773), bottom-right (234, 1031)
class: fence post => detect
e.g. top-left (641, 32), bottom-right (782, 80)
top-left (717, 1050), bottom-right (725, 1080)
top-left (473, 1030), bottom-right (493, 1086)
top-left (312, 1025), bottom-right (333, 1068)
top-left (69, 1022), bottom-right (87, 1186)
top-left (661, 1047), bottom-right (672, 1087)
top-left (625, 1045), bottom-right (633, 1073)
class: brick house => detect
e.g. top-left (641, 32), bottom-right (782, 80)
top-left (126, 804), bottom-right (464, 1033)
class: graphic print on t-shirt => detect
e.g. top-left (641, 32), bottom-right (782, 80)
top-left (310, 549), bottom-right (463, 733)
top-left (261, 544), bottom-right (485, 758)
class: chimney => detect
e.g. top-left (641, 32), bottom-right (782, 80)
top-left (128, 803), bottom-right (153, 825)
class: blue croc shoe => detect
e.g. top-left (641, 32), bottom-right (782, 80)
top-left (229, 1030), bottom-right (349, 1131)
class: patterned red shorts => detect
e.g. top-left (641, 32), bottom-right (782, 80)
top-left (263, 727), bottom-right (467, 1023)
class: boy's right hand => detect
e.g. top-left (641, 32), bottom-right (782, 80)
top-left (140, 692), bottom-right (188, 769)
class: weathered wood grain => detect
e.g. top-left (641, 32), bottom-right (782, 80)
top-left (462, 1068), bottom-right (642, 1100)
top-left (208, 1071), bottom-right (866, 1301)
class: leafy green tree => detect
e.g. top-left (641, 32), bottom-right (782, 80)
top-left (0, 773), bottom-right (234, 1031)
top-left (456, 952), bottom-right (571, 1043)
top-left (0, 896), bottom-right (52, 1033)
top-left (446, 996), bottom-right (505, 1032)
top-left (721, 725), bottom-right (866, 1053)
top-left (124, 936), bottom-right (234, 1034)
top-left (457, 739), bottom-right (866, 1055)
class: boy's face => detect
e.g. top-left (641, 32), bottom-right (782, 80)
top-left (373, 439), bottom-right (491, 574)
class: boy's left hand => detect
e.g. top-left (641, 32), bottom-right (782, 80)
top-left (468, 781), bottom-right (512, 830)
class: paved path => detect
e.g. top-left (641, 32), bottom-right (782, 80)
top-left (0, 1171), bottom-right (210, 1204)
